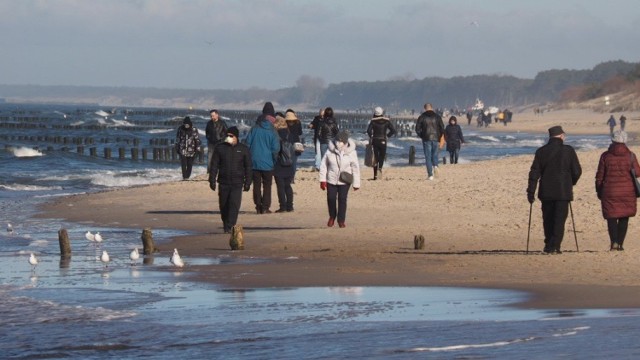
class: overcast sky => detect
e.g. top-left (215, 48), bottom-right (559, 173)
top-left (1, 0), bottom-right (638, 90)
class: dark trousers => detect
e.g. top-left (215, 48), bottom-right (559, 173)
top-left (541, 200), bottom-right (569, 251)
top-left (327, 183), bottom-right (350, 223)
top-left (274, 175), bottom-right (294, 211)
top-left (372, 138), bottom-right (387, 178)
top-left (180, 155), bottom-right (195, 179)
top-left (218, 183), bottom-right (243, 232)
top-left (448, 148), bottom-right (460, 164)
top-left (252, 170), bottom-right (273, 211)
top-left (607, 217), bottom-right (629, 246)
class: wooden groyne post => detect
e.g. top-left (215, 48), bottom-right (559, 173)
top-left (58, 228), bottom-right (72, 257)
top-left (141, 228), bottom-right (156, 255)
top-left (409, 146), bottom-right (416, 165)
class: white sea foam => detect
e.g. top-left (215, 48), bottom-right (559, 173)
top-left (89, 168), bottom-right (187, 188)
top-left (111, 119), bottom-right (135, 127)
top-left (0, 184), bottom-right (61, 191)
top-left (9, 147), bottom-right (44, 157)
top-left (409, 337), bottom-right (536, 352)
top-left (70, 120), bottom-right (84, 126)
top-left (477, 135), bottom-right (500, 142)
top-left (147, 128), bottom-right (173, 134)
top-left (29, 240), bottom-right (49, 247)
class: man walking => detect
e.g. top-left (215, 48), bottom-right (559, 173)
top-left (415, 103), bottom-right (445, 180)
top-left (527, 126), bottom-right (582, 254)
top-left (209, 126), bottom-right (252, 233)
top-left (607, 114), bottom-right (616, 136)
top-left (244, 102), bottom-right (280, 214)
top-left (205, 109), bottom-right (227, 173)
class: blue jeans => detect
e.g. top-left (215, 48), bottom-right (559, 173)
top-left (422, 140), bottom-right (439, 177)
top-left (314, 139), bottom-right (321, 170)
top-left (319, 142), bottom-right (329, 166)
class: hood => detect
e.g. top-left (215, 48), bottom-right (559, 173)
top-left (328, 138), bottom-right (356, 155)
top-left (608, 142), bottom-right (630, 156)
top-left (256, 116), bottom-right (275, 130)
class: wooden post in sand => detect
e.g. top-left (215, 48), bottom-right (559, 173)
top-left (141, 228), bottom-right (156, 255)
top-left (414, 234), bottom-right (425, 250)
top-left (409, 146), bottom-right (416, 165)
top-left (58, 228), bottom-right (72, 256)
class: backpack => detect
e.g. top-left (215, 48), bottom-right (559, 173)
top-left (278, 132), bottom-right (294, 167)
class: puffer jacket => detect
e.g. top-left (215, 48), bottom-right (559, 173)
top-left (527, 137), bottom-right (582, 201)
top-left (209, 141), bottom-right (252, 186)
top-left (366, 116), bottom-right (396, 140)
top-left (319, 139), bottom-right (361, 188)
top-left (595, 142), bottom-right (640, 219)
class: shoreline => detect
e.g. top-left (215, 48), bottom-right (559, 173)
top-left (35, 109), bottom-right (640, 310)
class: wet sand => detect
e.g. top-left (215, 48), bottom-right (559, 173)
top-left (38, 109), bottom-right (640, 309)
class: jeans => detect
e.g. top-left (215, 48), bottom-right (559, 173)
top-left (448, 148), bottom-right (460, 164)
top-left (320, 142), bottom-right (329, 165)
top-left (541, 200), bottom-right (569, 251)
top-left (421, 140), bottom-right (439, 177)
top-left (314, 139), bottom-right (321, 170)
top-left (252, 170), bottom-right (273, 211)
top-left (326, 183), bottom-right (350, 223)
top-left (274, 175), bottom-right (294, 211)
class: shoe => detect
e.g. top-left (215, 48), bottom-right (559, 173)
top-left (327, 217), bottom-right (335, 227)
top-left (256, 206), bottom-right (262, 214)
top-left (543, 247), bottom-right (552, 253)
top-left (338, 222), bottom-right (346, 228)
top-left (553, 249), bottom-right (562, 254)
top-left (428, 176), bottom-right (434, 181)
top-left (618, 246), bottom-right (625, 251)
top-left (434, 166), bottom-right (439, 175)
top-left (275, 209), bottom-right (287, 213)
top-left (286, 209), bottom-right (294, 212)
top-left (263, 209), bottom-right (272, 214)
top-left (610, 242), bottom-right (619, 251)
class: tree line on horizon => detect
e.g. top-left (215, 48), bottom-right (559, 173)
top-left (1, 60), bottom-right (638, 112)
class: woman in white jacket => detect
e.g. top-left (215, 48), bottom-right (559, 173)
top-left (319, 130), bottom-right (361, 228)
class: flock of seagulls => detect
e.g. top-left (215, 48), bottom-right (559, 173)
top-left (23, 230), bottom-right (185, 272)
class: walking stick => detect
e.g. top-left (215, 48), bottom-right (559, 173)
top-left (569, 202), bottom-right (579, 252)
top-left (526, 202), bottom-right (532, 254)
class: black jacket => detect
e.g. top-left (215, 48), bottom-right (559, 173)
top-left (415, 110), bottom-right (444, 141)
top-left (205, 119), bottom-right (228, 146)
top-left (318, 116), bottom-right (339, 144)
top-left (527, 137), bottom-right (582, 201)
top-left (209, 141), bottom-right (252, 187)
top-left (367, 117), bottom-right (396, 140)
top-left (444, 124), bottom-right (464, 151)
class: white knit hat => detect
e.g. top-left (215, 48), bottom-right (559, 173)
top-left (374, 106), bottom-right (384, 116)
top-left (612, 130), bottom-right (628, 143)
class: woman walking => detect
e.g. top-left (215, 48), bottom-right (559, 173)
top-left (273, 115), bottom-right (296, 212)
top-left (284, 109), bottom-right (303, 178)
top-left (366, 106), bottom-right (396, 180)
top-left (595, 130), bottom-right (640, 250)
top-left (175, 116), bottom-right (201, 180)
top-left (444, 116), bottom-right (464, 164)
top-left (319, 130), bottom-right (360, 228)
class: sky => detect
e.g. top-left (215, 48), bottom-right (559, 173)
top-left (1, 0), bottom-right (639, 90)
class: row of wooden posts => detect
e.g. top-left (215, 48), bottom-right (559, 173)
top-left (57, 228), bottom-right (158, 266)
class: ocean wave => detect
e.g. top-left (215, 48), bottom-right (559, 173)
top-left (477, 135), bottom-right (500, 142)
top-left (0, 184), bottom-right (62, 191)
top-left (408, 336), bottom-right (536, 352)
top-left (110, 119), bottom-right (135, 127)
top-left (147, 128), bottom-right (173, 134)
top-left (9, 147), bottom-right (44, 158)
top-left (89, 168), bottom-right (186, 188)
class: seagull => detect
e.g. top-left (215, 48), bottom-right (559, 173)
top-left (29, 253), bottom-right (38, 270)
top-left (94, 232), bottom-right (103, 244)
top-left (170, 248), bottom-right (184, 268)
top-left (7, 223), bottom-right (13, 235)
top-left (129, 247), bottom-right (140, 266)
top-left (85, 231), bottom-right (95, 242)
top-left (100, 250), bottom-right (110, 268)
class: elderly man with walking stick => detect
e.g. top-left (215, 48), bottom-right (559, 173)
top-left (527, 126), bottom-right (582, 254)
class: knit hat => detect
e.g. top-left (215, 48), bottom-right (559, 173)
top-left (285, 110), bottom-right (298, 121)
top-left (183, 116), bottom-right (192, 125)
top-left (262, 102), bottom-right (275, 117)
top-left (374, 106), bottom-right (384, 116)
top-left (548, 126), bottom-right (564, 137)
top-left (227, 126), bottom-right (239, 138)
top-left (612, 130), bottom-right (627, 144)
top-left (336, 130), bottom-right (350, 143)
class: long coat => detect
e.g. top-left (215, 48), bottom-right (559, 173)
top-left (527, 137), bottom-right (582, 201)
top-left (595, 142), bottom-right (640, 219)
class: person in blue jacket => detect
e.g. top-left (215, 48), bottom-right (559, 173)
top-left (244, 102), bottom-right (281, 214)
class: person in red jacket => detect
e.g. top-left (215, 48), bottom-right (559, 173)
top-left (595, 130), bottom-right (640, 251)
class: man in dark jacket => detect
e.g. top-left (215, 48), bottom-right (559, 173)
top-left (366, 106), bottom-right (396, 180)
top-left (415, 103), bottom-right (445, 180)
top-left (527, 126), bottom-right (582, 254)
top-left (209, 126), bottom-right (252, 233)
top-left (205, 109), bottom-right (228, 174)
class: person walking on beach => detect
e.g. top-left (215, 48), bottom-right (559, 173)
top-left (284, 109), bottom-right (303, 179)
top-left (466, 110), bottom-right (473, 126)
top-left (619, 114), bottom-right (627, 131)
top-left (318, 107), bottom-right (339, 163)
top-left (319, 130), bottom-right (360, 228)
top-left (175, 116), bottom-right (201, 180)
top-left (205, 109), bottom-right (227, 174)
top-left (273, 115), bottom-right (296, 212)
top-left (415, 103), bottom-right (445, 180)
top-left (595, 130), bottom-right (640, 251)
top-left (209, 126), bottom-right (252, 233)
top-left (308, 108), bottom-right (324, 171)
top-left (527, 126), bottom-right (582, 254)
top-left (366, 106), bottom-right (396, 180)
top-left (444, 116), bottom-right (464, 164)
top-left (607, 114), bottom-right (617, 136)
top-left (244, 102), bottom-right (280, 214)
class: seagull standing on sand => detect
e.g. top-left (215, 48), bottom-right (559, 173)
top-left (170, 248), bottom-right (184, 268)
top-left (129, 247), bottom-right (140, 266)
top-left (94, 232), bottom-right (103, 244)
top-left (100, 250), bottom-right (110, 268)
top-left (7, 223), bottom-right (13, 235)
top-left (29, 253), bottom-right (38, 270)
top-left (85, 231), bottom-right (95, 243)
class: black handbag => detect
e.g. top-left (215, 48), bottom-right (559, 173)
top-left (631, 154), bottom-right (640, 197)
top-left (339, 171), bottom-right (354, 184)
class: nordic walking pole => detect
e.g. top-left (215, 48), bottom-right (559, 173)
top-left (569, 202), bottom-right (579, 252)
top-left (526, 202), bottom-right (532, 254)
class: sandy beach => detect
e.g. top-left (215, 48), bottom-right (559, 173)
top-left (38, 109), bottom-right (640, 309)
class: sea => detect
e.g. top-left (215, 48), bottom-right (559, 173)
top-left (2, 103), bottom-right (640, 359)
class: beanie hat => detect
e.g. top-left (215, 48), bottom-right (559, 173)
top-left (612, 130), bottom-right (627, 144)
top-left (227, 126), bottom-right (239, 138)
top-left (183, 116), bottom-right (192, 126)
top-left (548, 126), bottom-right (564, 137)
top-left (262, 102), bottom-right (275, 117)
top-left (337, 130), bottom-right (350, 143)
top-left (374, 106), bottom-right (384, 116)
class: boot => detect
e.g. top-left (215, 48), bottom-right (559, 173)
top-left (327, 217), bottom-right (335, 227)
